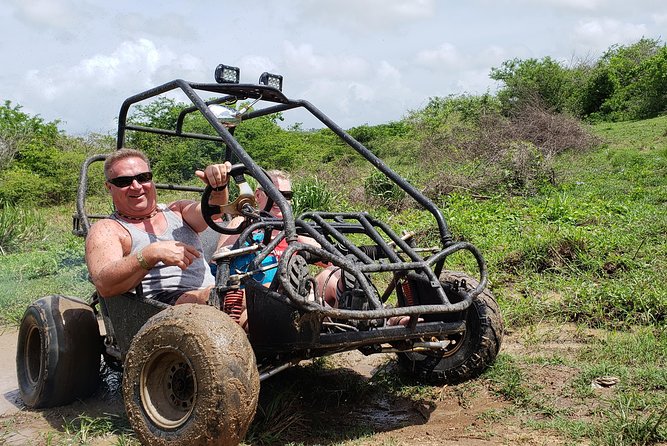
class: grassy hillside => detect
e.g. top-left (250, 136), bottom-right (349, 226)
top-left (1, 116), bottom-right (666, 328)
top-left (1, 115), bottom-right (666, 446)
top-left (452, 115), bottom-right (667, 328)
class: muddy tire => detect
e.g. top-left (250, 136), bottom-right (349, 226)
top-left (16, 295), bottom-right (102, 408)
top-left (122, 304), bottom-right (259, 446)
top-left (398, 271), bottom-right (503, 383)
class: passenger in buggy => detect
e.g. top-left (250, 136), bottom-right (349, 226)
top-left (214, 170), bottom-right (414, 329)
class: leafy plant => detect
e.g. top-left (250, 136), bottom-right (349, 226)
top-left (364, 170), bottom-right (406, 207)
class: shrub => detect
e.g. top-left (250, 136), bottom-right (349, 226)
top-left (495, 141), bottom-right (552, 194)
top-left (363, 170), bottom-right (406, 208)
top-left (490, 56), bottom-right (574, 114)
top-left (417, 99), bottom-right (600, 198)
top-left (0, 168), bottom-right (57, 205)
top-left (506, 97), bottom-right (601, 157)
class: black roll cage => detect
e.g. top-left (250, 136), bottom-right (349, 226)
top-left (76, 78), bottom-right (489, 324)
top-left (117, 80), bottom-right (456, 244)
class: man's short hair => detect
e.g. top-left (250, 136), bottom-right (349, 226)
top-left (104, 148), bottom-right (151, 180)
top-left (259, 169), bottom-right (291, 189)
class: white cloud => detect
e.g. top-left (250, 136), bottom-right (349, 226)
top-left (283, 42), bottom-right (370, 79)
top-left (10, 0), bottom-right (76, 28)
top-left (536, 0), bottom-right (604, 11)
top-left (573, 18), bottom-right (649, 52)
top-left (18, 39), bottom-right (205, 133)
top-left (237, 56), bottom-right (278, 82)
top-left (651, 12), bottom-right (667, 25)
top-left (416, 43), bottom-right (464, 68)
top-left (292, 0), bottom-right (435, 30)
top-left (8, 0), bottom-right (96, 39)
top-left (454, 68), bottom-right (499, 94)
top-left (376, 61), bottom-right (401, 85)
top-left (114, 12), bottom-right (198, 40)
top-left (24, 39), bottom-right (162, 96)
top-left (415, 42), bottom-right (509, 74)
top-left (474, 45), bottom-right (513, 71)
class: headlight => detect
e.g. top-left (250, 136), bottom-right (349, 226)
top-left (214, 64), bottom-right (240, 84)
top-left (258, 72), bottom-right (283, 91)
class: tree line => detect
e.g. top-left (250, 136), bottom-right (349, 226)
top-left (0, 37), bottom-right (665, 206)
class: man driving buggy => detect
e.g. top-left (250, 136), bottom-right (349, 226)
top-left (85, 148), bottom-right (231, 306)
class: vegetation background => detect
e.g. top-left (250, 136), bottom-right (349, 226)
top-left (0, 37), bottom-right (665, 445)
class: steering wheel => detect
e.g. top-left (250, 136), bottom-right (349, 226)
top-left (201, 163), bottom-right (258, 234)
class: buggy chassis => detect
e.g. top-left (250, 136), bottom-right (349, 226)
top-left (17, 71), bottom-right (502, 445)
top-left (73, 78), bottom-right (490, 367)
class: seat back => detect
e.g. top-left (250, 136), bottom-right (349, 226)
top-left (98, 292), bottom-right (168, 359)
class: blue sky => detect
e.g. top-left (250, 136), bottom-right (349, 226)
top-left (1, 0), bottom-right (665, 135)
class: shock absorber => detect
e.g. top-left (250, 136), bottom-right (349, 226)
top-left (400, 279), bottom-right (416, 306)
top-left (222, 289), bottom-right (245, 323)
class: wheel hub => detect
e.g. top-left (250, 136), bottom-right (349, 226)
top-left (140, 348), bottom-right (197, 430)
top-left (168, 362), bottom-right (194, 409)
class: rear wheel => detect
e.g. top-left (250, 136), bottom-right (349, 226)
top-left (123, 304), bottom-right (259, 446)
top-left (397, 271), bottom-right (503, 383)
top-left (16, 295), bottom-right (102, 408)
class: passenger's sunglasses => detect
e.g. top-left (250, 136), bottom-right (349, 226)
top-left (107, 172), bottom-right (153, 188)
top-left (258, 188), bottom-right (293, 200)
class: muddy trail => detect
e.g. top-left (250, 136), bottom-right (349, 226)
top-left (1, 326), bottom-right (575, 445)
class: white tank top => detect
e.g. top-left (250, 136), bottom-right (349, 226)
top-left (110, 205), bottom-right (215, 304)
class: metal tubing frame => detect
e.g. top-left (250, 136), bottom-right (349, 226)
top-left (111, 79), bottom-right (488, 320)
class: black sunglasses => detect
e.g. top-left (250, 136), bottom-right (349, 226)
top-left (107, 172), bottom-right (153, 188)
top-left (258, 188), bottom-right (293, 200)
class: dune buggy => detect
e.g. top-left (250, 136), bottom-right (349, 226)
top-left (16, 65), bottom-right (503, 446)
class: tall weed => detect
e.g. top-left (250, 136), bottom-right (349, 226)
top-left (594, 393), bottom-right (667, 446)
top-left (0, 201), bottom-right (45, 254)
top-left (292, 178), bottom-right (335, 216)
top-left (363, 170), bottom-right (406, 209)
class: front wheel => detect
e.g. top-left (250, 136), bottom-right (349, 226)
top-left (397, 271), bottom-right (503, 383)
top-left (122, 304), bottom-right (259, 446)
top-left (16, 295), bottom-right (102, 408)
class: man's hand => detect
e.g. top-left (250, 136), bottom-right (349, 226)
top-left (195, 162), bottom-right (232, 189)
top-left (143, 240), bottom-right (202, 271)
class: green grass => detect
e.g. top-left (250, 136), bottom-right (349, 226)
top-left (1, 115), bottom-right (666, 444)
top-left (62, 413), bottom-right (134, 444)
top-left (0, 204), bottom-right (94, 324)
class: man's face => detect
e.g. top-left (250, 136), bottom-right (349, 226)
top-left (106, 156), bottom-right (157, 217)
top-left (255, 177), bottom-right (292, 219)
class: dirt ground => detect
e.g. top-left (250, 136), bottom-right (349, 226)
top-left (1, 326), bottom-right (580, 445)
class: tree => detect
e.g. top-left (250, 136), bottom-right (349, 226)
top-left (599, 39), bottom-right (667, 120)
top-left (0, 101), bottom-right (60, 172)
top-left (490, 57), bottom-right (572, 114)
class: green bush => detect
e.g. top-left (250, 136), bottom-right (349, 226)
top-left (0, 168), bottom-right (57, 204)
top-left (491, 37), bottom-right (667, 122)
top-left (407, 93), bottom-right (501, 132)
top-left (490, 56), bottom-right (573, 114)
top-left (363, 170), bottom-right (406, 207)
